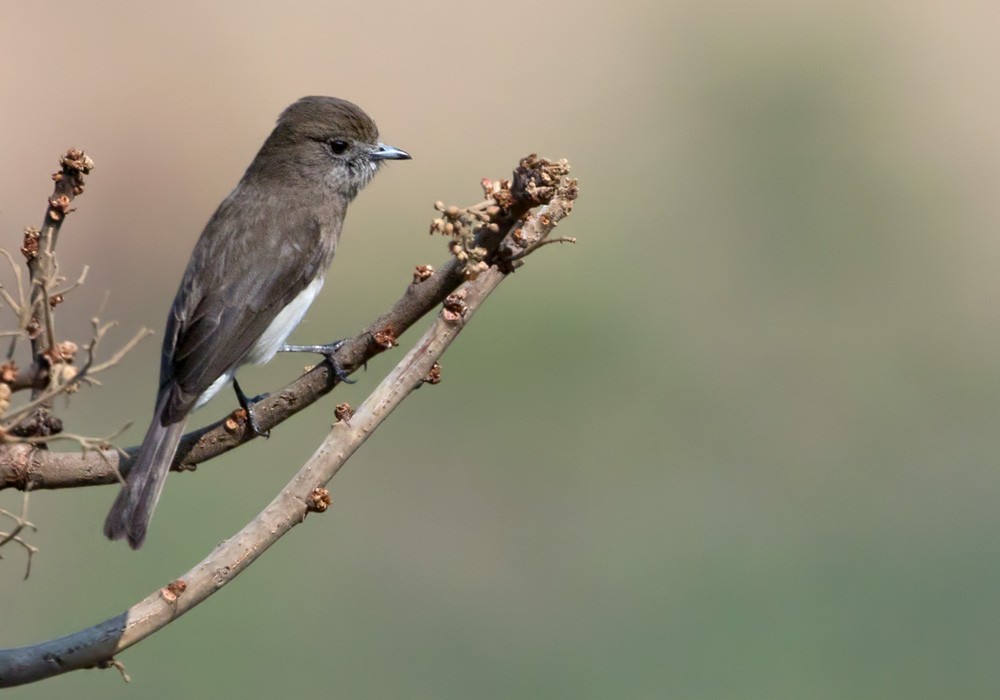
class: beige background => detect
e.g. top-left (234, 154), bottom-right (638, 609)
top-left (3, 2), bottom-right (1000, 698)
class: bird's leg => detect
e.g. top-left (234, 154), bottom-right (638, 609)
top-left (279, 338), bottom-right (356, 384)
top-left (232, 376), bottom-right (270, 438)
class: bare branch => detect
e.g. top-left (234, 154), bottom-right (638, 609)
top-left (83, 324), bottom-right (153, 375)
top-left (0, 259), bottom-right (508, 688)
top-left (0, 154), bottom-right (577, 687)
top-left (0, 155), bottom-right (577, 492)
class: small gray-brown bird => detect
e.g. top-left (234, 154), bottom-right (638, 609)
top-left (104, 96), bottom-right (410, 548)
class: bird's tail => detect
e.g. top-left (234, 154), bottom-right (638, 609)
top-left (104, 396), bottom-right (187, 549)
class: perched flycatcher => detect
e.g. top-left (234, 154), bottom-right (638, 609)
top-left (104, 96), bottom-right (410, 548)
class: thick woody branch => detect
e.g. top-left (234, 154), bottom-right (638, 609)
top-left (0, 156), bottom-right (575, 492)
top-left (0, 161), bottom-right (577, 686)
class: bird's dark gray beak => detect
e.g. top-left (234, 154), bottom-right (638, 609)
top-left (371, 143), bottom-right (411, 161)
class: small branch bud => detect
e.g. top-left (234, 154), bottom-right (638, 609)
top-left (20, 228), bottom-right (40, 260)
top-left (334, 402), bottom-right (354, 422)
top-left (224, 411), bottom-right (243, 434)
top-left (371, 326), bottom-right (398, 351)
top-left (306, 487), bottom-right (332, 513)
top-left (0, 362), bottom-right (18, 385)
top-left (161, 579), bottom-right (187, 603)
top-left (413, 264), bottom-right (434, 284)
top-left (442, 290), bottom-right (468, 323)
top-left (423, 362), bottom-right (442, 385)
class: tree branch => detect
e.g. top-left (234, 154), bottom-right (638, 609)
top-left (0, 156), bottom-right (577, 687)
top-left (23, 150), bottom-right (94, 392)
top-left (0, 156), bottom-right (575, 491)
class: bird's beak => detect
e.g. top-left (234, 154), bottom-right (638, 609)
top-left (371, 143), bottom-right (411, 161)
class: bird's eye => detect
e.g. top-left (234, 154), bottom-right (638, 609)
top-left (327, 139), bottom-right (349, 155)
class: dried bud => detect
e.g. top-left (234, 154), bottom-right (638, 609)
top-left (413, 264), bottom-right (435, 283)
top-left (161, 579), bottom-right (187, 603)
top-left (56, 340), bottom-right (78, 361)
top-left (49, 194), bottom-right (74, 218)
top-left (42, 340), bottom-right (79, 366)
top-left (424, 362), bottom-right (442, 385)
top-left (21, 227), bottom-right (40, 260)
top-left (442, 290), bottom-right (468, 323)
top-left (463, 260), bottom-right (489, 281)
top-left (334, 402), bottom-right (354, 422)
top-left (0, 383), bottom-right (11, 415)
top-left (307, 486), bottom-right (332, 513)
top-left (25, 317), bottom-right (41, 340)
top-left (0, 361), bottom-right (18, 384)
top-left (224, 411), bottom-right (243, 433)
top-left (61, 148), bottom-right (94, 174)
top-left (9, 410), bottom-right (63, 438)
top-left (449, 240), bottom-right (468, 261)
top-left (372, 325), bottom-right (398, 350)
top-left (54, 364), bottom-right (79, 392)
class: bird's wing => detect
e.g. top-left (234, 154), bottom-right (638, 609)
top-left (159, 186), bottom-right (340, 422)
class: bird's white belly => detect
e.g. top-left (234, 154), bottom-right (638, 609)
top-left (245, 275), bottom-right (325, 365)
top-left (193, 276), bottom-right (325, 410)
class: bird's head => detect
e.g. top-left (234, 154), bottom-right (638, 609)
top-left (251, 95), bottom-right (410, 198)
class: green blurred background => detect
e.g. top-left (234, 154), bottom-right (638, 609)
top-left (3, 1), bottom-right (1000, 698)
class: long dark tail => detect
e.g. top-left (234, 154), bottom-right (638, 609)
top-left (104, 395), bottom-right (187, 549)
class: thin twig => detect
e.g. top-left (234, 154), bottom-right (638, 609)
top-left (0, 490), bottom-right (38, 579)
top-left (0, 326), bottom-right (151, 428)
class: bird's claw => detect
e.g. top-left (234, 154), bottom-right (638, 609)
top-left (243, 402), bottom-right (271, 439)
top-left (233, 378), bottom-right (270, 438)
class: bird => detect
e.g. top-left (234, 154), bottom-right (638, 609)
top-left (104, 96), bottom-right (410, 548)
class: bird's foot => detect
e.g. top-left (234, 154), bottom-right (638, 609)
top-left (233, 377), bottom-right (270, 438)
top-left (280, 339), bottom-right (356, 384)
